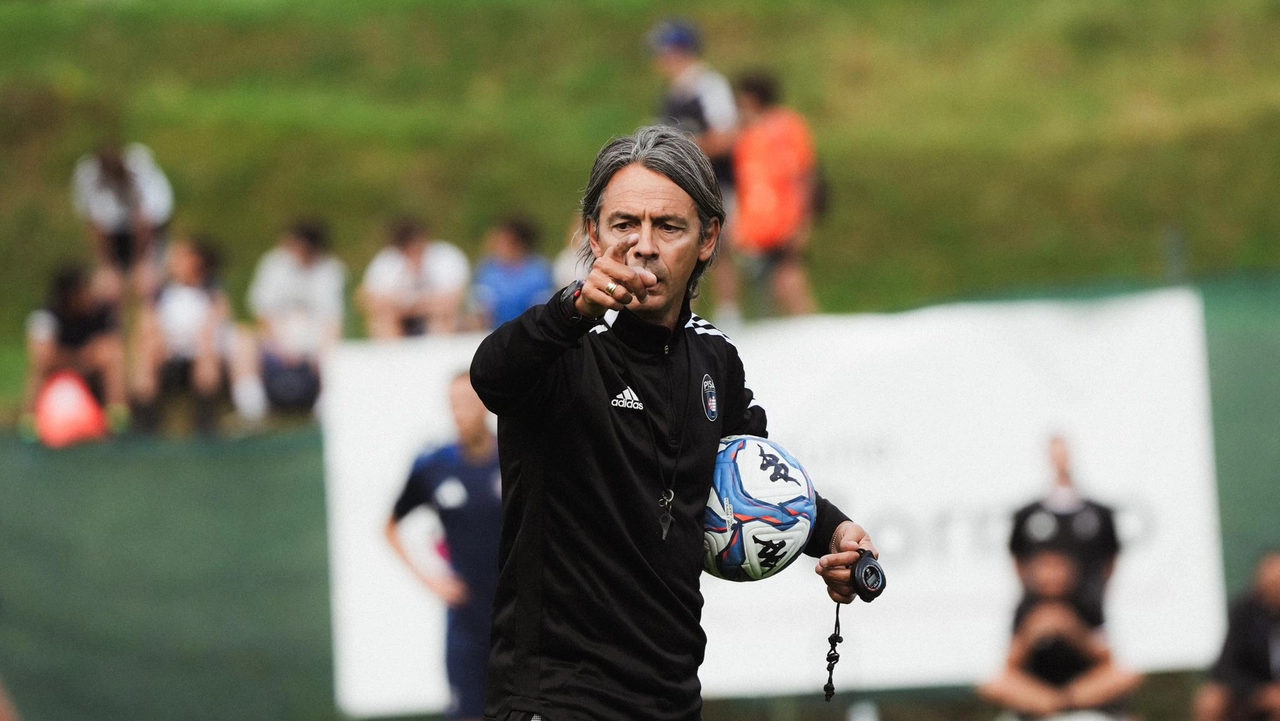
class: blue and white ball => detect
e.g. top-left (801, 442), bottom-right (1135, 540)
top-left (703, 435), bottom-right (817, 581)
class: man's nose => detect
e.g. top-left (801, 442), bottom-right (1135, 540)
top-left (633, 224), bottom-right (659, 257)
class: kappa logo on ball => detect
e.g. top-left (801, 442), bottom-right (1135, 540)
top-left (611, 386), bottom-right (645, 410)
top-left (702, 374), bottom-right (718, 421)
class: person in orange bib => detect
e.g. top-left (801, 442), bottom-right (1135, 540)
top-left (731, 71), bottom-right (819, 316)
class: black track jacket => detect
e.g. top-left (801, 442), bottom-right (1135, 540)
top-left (470, 291), bottom-right (851, 721)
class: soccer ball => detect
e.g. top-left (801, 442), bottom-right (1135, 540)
top-left (703, 435), bottom-right (817, 581)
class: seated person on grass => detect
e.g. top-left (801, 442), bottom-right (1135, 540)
top-left (22, 264), bottom-right (129, 439)
top-left (132, 237), bottom-right (264, 435)
top-left (469, 215), bottom-right (554, 329)
top-left (980, 550), bottom-right (1143, 719)
top-left (246, 220), bottom-right (345, 413)
top-left (358, 216), bottom-right (469, 339)
top-left (1195, 550), bottom-right (1280, 721)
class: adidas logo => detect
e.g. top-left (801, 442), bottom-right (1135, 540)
top-left (611, 386), bottom-right (645, 410)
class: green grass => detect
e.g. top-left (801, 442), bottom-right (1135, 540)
top-left (6, 0), bottom-right (1280, 416)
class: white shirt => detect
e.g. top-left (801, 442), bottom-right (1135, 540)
top-left (553, 245), bottom-right (589, 289)
top-left (361, 242), bottom-right (469, 309)
top-left (671, 62), bottom-right (739, 133)
top-left (71, 143), bottom-right (174, 232)
top-left (156, 284), bottom-right (217, 359)
top-left (248, 247), bottom-right (346, 357)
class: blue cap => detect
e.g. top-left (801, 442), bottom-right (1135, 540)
top-left (648, 19), bottom-right (702, 55)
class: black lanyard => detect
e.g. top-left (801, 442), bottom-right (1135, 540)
top-left (611, 329), bottom-right (695, 541)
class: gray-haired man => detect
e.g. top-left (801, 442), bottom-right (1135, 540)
top-left (470, 126), bottom-right (875, 721)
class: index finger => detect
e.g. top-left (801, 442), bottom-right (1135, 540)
top-left (605, 234), bottom-right (639, 262)
top-left (819, 544), bottom-right (876, 569)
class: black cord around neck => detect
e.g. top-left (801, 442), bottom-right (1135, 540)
top-left (608, 323), bottom-right (695, 540)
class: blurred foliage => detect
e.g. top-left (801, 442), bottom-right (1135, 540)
top-left (3, 0), bottom-right (1280, 352)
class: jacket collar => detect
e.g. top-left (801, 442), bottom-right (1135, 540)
top-left (604, 297), bottom-right (693, 353)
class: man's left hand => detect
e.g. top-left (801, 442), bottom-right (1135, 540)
top-left (815, 520), bottom-right (878, 603)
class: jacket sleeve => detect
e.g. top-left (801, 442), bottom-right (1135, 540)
top-left (721, 345), bottom-right (851, 558)
top-left (804, 493), bottom-right (852, 558)
top-left (470, 288), bottom-right (597, 416)
top-left (722, 345), bottom-right (768, 437)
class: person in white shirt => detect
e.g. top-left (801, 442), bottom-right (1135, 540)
top-left (71, 142), bottom-right (174, 299)
top-left (358, 216), bottom-right (469, 339)
top-left (245, 220), bottom-right (346, 412)
top-left (133, 236), bottom-right (260, 434)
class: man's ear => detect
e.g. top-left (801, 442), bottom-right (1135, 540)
top-left (698, 218), bottom-right (721, 262)
top-left (586, 219), bottom-right (604, 259)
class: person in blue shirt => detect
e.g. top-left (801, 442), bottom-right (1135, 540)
top-left (385, 371), bottom-right (502, 721)
top-left (471, 216), bottom-right (554, 329)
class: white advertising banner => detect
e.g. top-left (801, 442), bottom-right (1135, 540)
top-left (323, 287), bottom-right (1224, 717)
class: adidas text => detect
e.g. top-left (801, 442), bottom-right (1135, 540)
top-left (611, 387), bottom-right (644, 410)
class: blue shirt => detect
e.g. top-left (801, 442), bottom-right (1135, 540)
top-left (393, 443), bottom-right (503, 605)
top-left (472, 256), bottom-right (554, 328)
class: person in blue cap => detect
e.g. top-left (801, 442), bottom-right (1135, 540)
top-left (649, 18), bottom-right (745, 326)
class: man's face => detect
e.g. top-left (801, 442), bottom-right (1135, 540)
top-left (1257, 553), bottom-right (1280, 612)
top-left (169, 241), bottom-right (202, 286)
top-left (653, 48), bottom-right (695, 81)
top-left (1027, 551), bottom-right (1078, 599)
top-left (282, 235), bottom-right (314, 266)
top-left (485, 227), bottom-right (521, 263)
top-left (736, 92), bottom-right (765, 124)
top-left (588, 163), bottom-right (718, 323)
top-left (450, 376), bottom-right (489, 445)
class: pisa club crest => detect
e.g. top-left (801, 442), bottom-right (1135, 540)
top-left (702, 374), bottom-right (718, 421)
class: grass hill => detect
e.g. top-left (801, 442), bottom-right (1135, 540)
top-left (4, 0), bottom-right (1280, 410)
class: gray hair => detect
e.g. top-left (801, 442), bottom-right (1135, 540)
top-left (578, 125), bottom-right (725, 298)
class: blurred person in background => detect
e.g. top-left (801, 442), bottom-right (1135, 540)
top-left (359, 216), bottom-right (469, 338)
top-left (552, 221), bottom-right (589, 290)
top-left (132, 237), bottom-right (265, 435)
top-left (246, 219), bottom-right (345, 413)
top-left (980, 550), bottom-right (1143, 718)
top-left (70, 142), bottom-right (174, 301)
top-left (1194, 550), bottom-right (1280, 721)
top-left (1010, 434), bottom-right (1121, 629)
top-left (649, 18), bottom-right (743, 326)
top-left (730, 71), bottom-right (820, 317)
top-left (470, 215), bottom-right (554, 330)
top-left (21, 264), bottom-right (128, 440)
top-left (385, 371), bottom-right (501, 721)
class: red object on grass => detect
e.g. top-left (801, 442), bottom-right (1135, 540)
top-left (35, 371), bottom-right (108, 448)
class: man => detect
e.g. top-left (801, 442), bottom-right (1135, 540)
top-left (386, 372), bottom-right (502, 721)
top-left (471, 215), bottom-right (555, 329)
top-left (648, 19), bottom-right (743, 326)
top-left (732, 71), bottom-right (819, 316)
top-left (359, 216), bottom-right (470, 338)
top-left (470, 126), bottom-right (875, 721)
top-left (1009, 435), bottom-right (1121, 629)
top-left (1195, 551), bottom-right (1280, 721)
top-left (21, 264), bottom-right (129, 440)
top-left (979, 550), bottom-right (1142, 717)
top-left (245, 219), bottom-right (346, 412)
top-left (71, 142), bottom-right (174, 300)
